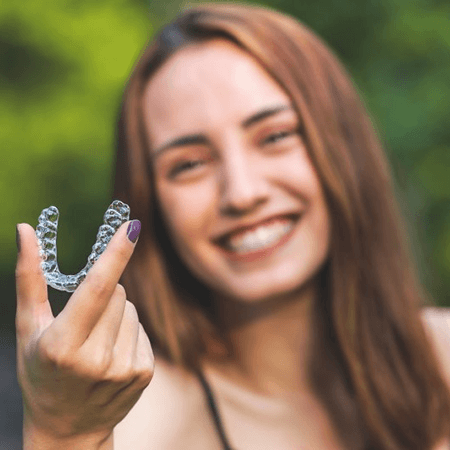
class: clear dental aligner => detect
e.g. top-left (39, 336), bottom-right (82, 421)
top-left (36, 200), bottom-right (131, 292)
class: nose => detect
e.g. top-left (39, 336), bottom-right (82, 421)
top-left (219, 152), bottom-right (269, 217)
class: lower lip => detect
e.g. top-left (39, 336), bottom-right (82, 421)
top-left (215, 216), bottom-right (300, 263)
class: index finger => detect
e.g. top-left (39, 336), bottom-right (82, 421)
top-left (52, 219), bottom-right (140, 346)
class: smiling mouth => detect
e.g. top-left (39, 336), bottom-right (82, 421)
top-left (214, 213), bottom-right (301, 253)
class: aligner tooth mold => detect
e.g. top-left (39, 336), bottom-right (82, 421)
top-left (36, 200), bottom-right (130, 292)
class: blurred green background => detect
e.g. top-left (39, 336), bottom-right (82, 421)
top-left (2, 0), bottom-right (450, 336)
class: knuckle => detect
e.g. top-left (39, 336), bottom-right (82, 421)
top-left (117, 371), bottom-right (135, 385)
top-left (90, 351), bottom-right (112, 376)
top-left (36, 340), bottom-right (55, 362)
top-left (104, 366), bottom-right (134, 385)
top-left (133, 376), bottom-right (151, 391)
top-left (37, 333), bottom-right (59, 360)
top-left (14, 266), bottom-right (23, 280)
top-left (77, 360), bottom-right (108, 381)
top-left (115, 367), bottom-right (152, 390)
top-left (139, 323), bottom-right (153, 353)
top-left (102, 363), bottom-right (153, 390)
top-left (15, 265), bottom-right (39, 281)
top-left (90, 278), bottom-right (113, 299)
top-left (86, 363), bottom-right (110, 380)
top-left (137, 366), bottom-right (154, 387)
top-left (39, 340), bottom-right (72, 368)
top-left (135, 328), bottom-right (154, 388)
top-left (115, 283), bottom-right (126, 298)
top-left (78, 345), bottom-right (112, 377)
top-left (124, 300), bottom-right (138, 319)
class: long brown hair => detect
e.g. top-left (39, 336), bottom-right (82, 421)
top-left (112, 3), bottom-right (450, 449)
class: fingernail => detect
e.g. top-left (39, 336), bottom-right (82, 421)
top-left (127, 220), bottom-right (141, 243)
top-left (16, 224), bottom-right (21, 253)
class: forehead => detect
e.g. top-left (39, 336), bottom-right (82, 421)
top-left (142, 39), bottom-right (292, 146)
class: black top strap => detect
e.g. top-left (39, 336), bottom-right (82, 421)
top-left (196, 370), bottom-right (235, 450)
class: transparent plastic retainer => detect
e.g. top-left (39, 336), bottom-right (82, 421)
top-left (36, 200), bottom-right (130, 292)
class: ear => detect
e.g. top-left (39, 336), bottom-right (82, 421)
top-left (421, 307), bottom-right (450, 390)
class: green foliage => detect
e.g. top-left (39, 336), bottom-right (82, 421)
top-left (3, 0), bottom-right (450, 331)
top-left (1, 0), bottom-right (152, 264)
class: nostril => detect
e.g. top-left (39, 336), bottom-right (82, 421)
top-left (219, 196), bottom-right (268, 218)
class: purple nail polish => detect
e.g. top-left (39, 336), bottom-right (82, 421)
top-left (127, 220), bottom-right (141, 243)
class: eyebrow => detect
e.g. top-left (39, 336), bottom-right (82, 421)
top-left (151, 104), bottom-right (293, 159)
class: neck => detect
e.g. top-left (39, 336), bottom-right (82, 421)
top-left (204, 276), bottom-right (319, 399)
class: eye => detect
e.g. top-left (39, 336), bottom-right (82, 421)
top-left (263, 130), bottom-right (296, 145)
top-left (169, 159), bottom-right (205, 178)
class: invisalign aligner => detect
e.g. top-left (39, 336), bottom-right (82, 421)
top-left (36, 200), bottom-right (130, 292)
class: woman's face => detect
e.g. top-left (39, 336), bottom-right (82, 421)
top-left (142, 38), bottom-right (331, 303)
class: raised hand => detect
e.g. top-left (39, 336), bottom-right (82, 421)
top-left (15, 220), bottom-right (154, 446)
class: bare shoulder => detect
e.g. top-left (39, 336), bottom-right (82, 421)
top-left (412, 308), bottom-right (450, 450)
top-left (421, 306), bottom-right (450, 340)
top-left (114, 353), bottom-right (212, 450)
top-left (420, 306), bottom-right (450, 387)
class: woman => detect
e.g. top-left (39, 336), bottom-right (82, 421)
top-left (15, 2), bottom-right (450, 450)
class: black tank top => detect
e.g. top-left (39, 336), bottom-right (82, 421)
top-left (195, 371), bottom-right (450, 450)
top-left (196, 370), bottom-right (236, 450)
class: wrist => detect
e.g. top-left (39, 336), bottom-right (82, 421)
top-left (23, 417), bottom-right (113, 450)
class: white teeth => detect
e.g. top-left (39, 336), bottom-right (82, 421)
top-left (225, 219), bottom-right (295, 254)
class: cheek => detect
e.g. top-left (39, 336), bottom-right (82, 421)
top-left (307, 183), bottom-right (332, 263)
top-left (310, 199), bottom-right (331, 261)
top-left (157, 181), bottom-right (216, 246)
top-left (278, 152), bottom-right (331, 245)
top-left (271, 150), bottom-right (319, 198)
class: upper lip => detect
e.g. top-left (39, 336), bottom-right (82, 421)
top-left (212, 212), bottom-right (302, 245)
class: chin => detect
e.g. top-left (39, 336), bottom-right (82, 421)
top-left (217, 271), bottom-right (311, 304)
top-left (215, 256), bottom-right (330, 307)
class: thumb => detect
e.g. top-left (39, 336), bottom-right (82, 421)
top-left (15, 223), bottom-right (54, 340)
